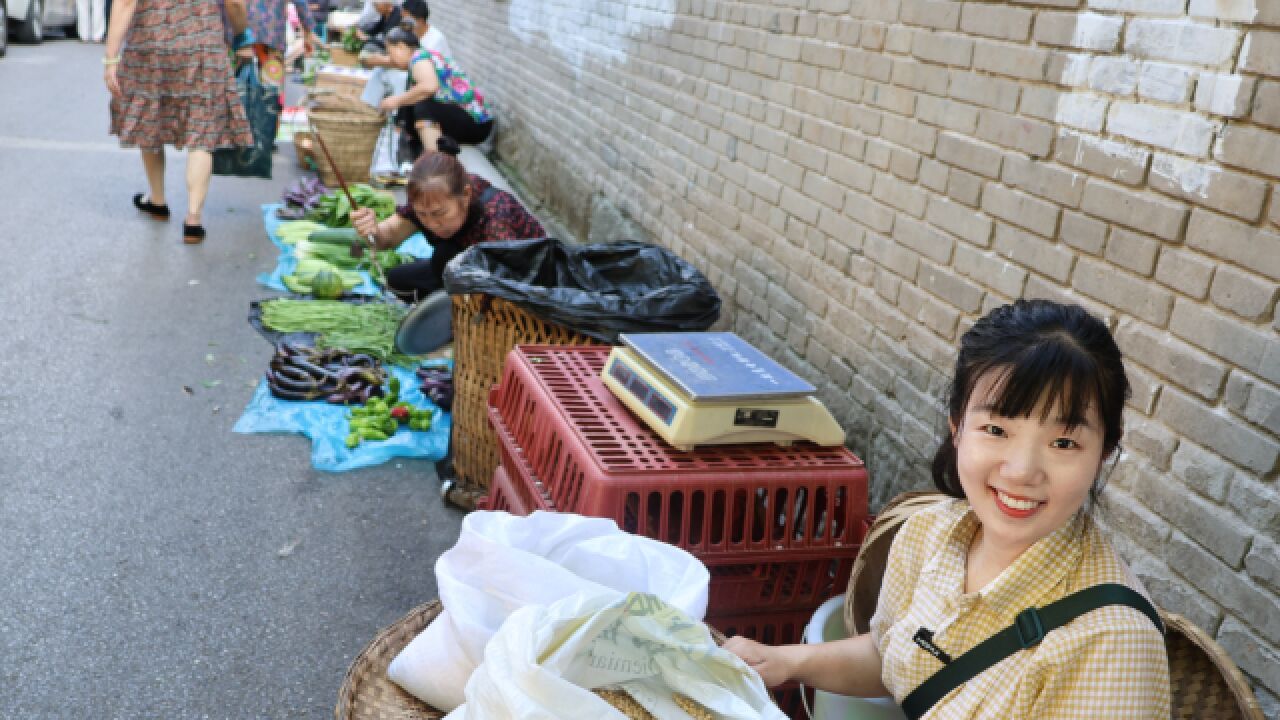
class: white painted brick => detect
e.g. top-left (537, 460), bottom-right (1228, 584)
top-left (1048, 52), bottom-right (1092, 88)
top-left (936, 132), bottom-right (1004, 179)
top-left (1105, 227), bottom-right (1162, 277)
top-left (1210, 264), bottom-right (1280, 322)
top-left (1125, 19), bottom-right (1239, 67)
top-left (1190, 0), bottom-right (1276, 22)
top-left (1073, 256), bottom-right (1175, 326)
top-left (1054, 129), bottom-right (1150, 186)
top-left (1241, 30), bottom-right (1280, 77)
top-left (1088, 56), bottom-right (1139, 95)
top-left (1137, 62), bottom-right (1195, 104)
top-left (973, 39), bottom-right (1050, 81)
top-left (953, 243), bottom-right (1028, 298)
top-left (1089, 0), bottom-right (1186, 12)
top-left (925, 195), bottom-right (994, 246)
top-left (1108, 102), bottom-right (1218, 156)
top-left (1034, 12), bottom-right (1122, 51)
top-left (1020, 87), bottom-right (1108, 134)
top-left (900, 0), bottom-right (961, 31)
top-left (1149, 153), bottom-right (1269, 221)
top-left (1170, 298), bottom-right (1276, 379)
top-left (1195, 73), bottom-right (1256, 118)
top-left (911, 29), bottom-right (974, 67)
top-left (1154, 246), bottom-right (1216, 299)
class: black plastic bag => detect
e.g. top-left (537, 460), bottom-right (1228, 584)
top-left (213, 61), bottom-right (278, 179)
top-left (442, 237), bottom-right (721, 342)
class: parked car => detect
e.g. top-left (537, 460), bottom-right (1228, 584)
top-left (6, 0), bottom-right (76, 43)
top-left (1, 0), bottom-right (9, 56)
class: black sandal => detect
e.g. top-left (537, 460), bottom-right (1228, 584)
top-left (132, 193), bottom-right (170, 220)
top-left (182, 223), bottom-right (206, 244)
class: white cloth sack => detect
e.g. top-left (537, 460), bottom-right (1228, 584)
top-left (445, 592), bottom-right (787, 720)
top-left (388, 511), bottom-right (710, 712)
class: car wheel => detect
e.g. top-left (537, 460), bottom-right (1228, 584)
top-left (16, 0), bottom-right (42, 43)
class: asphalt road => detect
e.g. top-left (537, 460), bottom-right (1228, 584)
top-left (0, 38), bottom-right (464, 719)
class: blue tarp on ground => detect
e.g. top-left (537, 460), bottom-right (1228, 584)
top-left (256, 203), bottom-right (432, 296)
top-left (238, 204), bottom-right (449, 472)
top-left (233, 360), bottom-right (451, 472)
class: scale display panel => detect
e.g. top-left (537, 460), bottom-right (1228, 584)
top-left (602, 332), bottom-right (846, 451)
top-left (620, 332), bottom-right (816, 401)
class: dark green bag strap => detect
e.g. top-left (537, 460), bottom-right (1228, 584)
top-left (900, 583), bottom-right (1163, 719)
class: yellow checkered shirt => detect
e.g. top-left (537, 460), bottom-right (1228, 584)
top-left (869, 499), bottom-right (1170, 719)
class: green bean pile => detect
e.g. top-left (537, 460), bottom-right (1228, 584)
top-left (259, 299), bottom-right (416, 366)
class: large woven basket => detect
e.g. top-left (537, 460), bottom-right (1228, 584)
top-left (327, 42), bottom-right (361, 68)
top-left (335, 601), bottom-right (444, 720)
top-left (447, 294), bottom-right (599, 508)
top-left (309, 105), bottom-right (384, 187)
top-left (335, 599), bottom-right (733, 720)
top-left (316, 70), bottom-right (369, 103)
top-left (841, 490), bottom-right (1266, 719)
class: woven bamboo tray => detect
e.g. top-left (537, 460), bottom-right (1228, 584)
top-left (335, 599), bottom-right (734, 720)
top-left (448, 294), bottom-right (599, 508)
top-left (841, 491), bottom-right (1265, 720)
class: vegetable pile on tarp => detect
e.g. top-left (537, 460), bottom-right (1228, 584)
top-left (258, 298), bottom-right (417, 366)
top-left (258, 204), bottom-right (431, 297)
top-left (266, 342), bottom-right (387, 404)
top-left (306, 184), bottom-right (397, 228)
top-left (277, 177), bottom-right (329, 220)
top-left (234, 360), bottom-right (450, 473)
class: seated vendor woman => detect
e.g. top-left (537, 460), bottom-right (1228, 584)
top-left (377, 28), bottom-right (493, 160)
top-left (350, 138), bottom-right (543, 303)
top-left (726, 299), bottom-right (1171, 719)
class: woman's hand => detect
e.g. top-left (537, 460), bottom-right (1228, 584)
top-left (104, 63), bottom-right (122, 98)
top-left (378, 95), bottom-right (400, 113)
top-left (723, 636), bottom-right (797, 688)
top-left (350, 207), bottom-right (379, 256)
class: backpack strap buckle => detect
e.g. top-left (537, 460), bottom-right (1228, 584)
top-left (1014, 607), bottom-right (1045, 648)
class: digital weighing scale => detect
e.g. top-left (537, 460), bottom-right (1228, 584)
top-left (601, 332), bottom-right (846, 451)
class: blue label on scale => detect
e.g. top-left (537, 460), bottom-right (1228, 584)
top-left (620, 332), bottom-right (815, 401)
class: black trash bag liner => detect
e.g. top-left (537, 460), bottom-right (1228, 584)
top-left (442, 237), bottom-right (721, 342)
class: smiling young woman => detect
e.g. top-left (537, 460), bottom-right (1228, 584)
top-left (726, 299), bottom-right (1170, 720)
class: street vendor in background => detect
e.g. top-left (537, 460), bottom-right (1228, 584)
top-left (360, 0), bottom-right (449, 69)
top-left (357, 0), bottom-right (450, 162)
top-left (378, 28), bottom-right (493, 160)
top-left (349, 138), bottom-right (544, 302)
top-left (353, 0), bottom-right (402, 56)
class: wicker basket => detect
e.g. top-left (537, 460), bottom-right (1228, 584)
top-left (327, 42), bottom-right (361, 68)
top-left (336, 599), bottom-right (736, 720)
top-left (448, 294), bottom-right (600, 508)
top-left (335, 601), bottom-right (444, 720)
top-left (840, 490), bottom-right (1266, 720)
top-left (293, 131), bottom-right (317, 171)
top-left (309, 106), bottom-right (384, 187)
top-left (316, 70), bottom-right (369, 103)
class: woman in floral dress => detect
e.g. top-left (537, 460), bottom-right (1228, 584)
top-left (103, 0), bottom-right (253, 244)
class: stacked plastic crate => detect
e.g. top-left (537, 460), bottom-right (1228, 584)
top-left (483, 345), bottom-right (871, 718)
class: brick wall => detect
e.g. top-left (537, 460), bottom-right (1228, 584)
top-left (429, 0), bottom-right (1280, 711)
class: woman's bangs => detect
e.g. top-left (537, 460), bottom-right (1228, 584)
top-left (972, 342), bottom-right (1100, 432)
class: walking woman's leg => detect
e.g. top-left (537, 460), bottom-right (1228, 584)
top-left (140, 148), bottom-right (166, 205)
top-left (185, 149), bottom-right (212, 226)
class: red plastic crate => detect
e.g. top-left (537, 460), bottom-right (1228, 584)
top-left (706, 556), bottom-right (855, 612)
top-left (478, 465), bottom-right (530, 514)
top-left (487, 346), bottom-right (869, 562)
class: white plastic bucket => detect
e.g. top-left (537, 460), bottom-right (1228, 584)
top-left (803, 597), bottom-right (907, 720)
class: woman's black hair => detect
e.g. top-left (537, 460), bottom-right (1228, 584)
top-left (385, 27), bottom-right (420, 49)
top-left (931, 298), bottom-right (1130, 498)
top-left (401, 0), bottom-right (428, 21)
